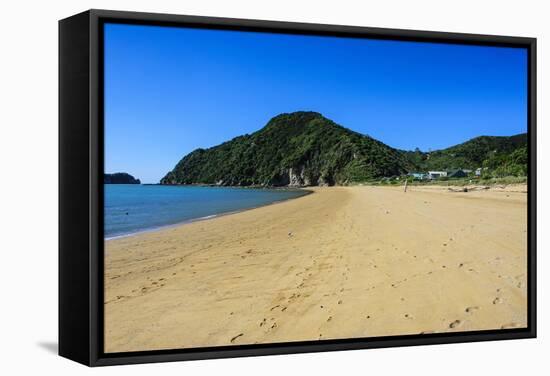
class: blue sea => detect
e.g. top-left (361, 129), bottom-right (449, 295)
top-left (104, 185), bottom-right (308, 238)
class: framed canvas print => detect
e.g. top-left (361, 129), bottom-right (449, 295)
top-left (59, 9), bottom-right (537, 366)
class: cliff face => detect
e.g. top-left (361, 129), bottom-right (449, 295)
top-left (104, 173), bottom-right (141, 184)
top-left (161, 112), bottom-right (414, 187)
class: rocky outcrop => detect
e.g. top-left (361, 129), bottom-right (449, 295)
top-left (288, 167), bottom-right (310, 187)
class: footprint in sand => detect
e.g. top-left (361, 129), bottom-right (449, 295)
top-left (493, 297), bottom-right (502, 305)
top-left (230, 333), bottom-right (244, 343)
top-left (327, 316), bottom-right (333, 322)
top-left (449, 320), bottom-right (462, 329)
top-left (465, 306), bottom-right (479, 313)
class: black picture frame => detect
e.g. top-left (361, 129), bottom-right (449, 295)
top-left (59, 9), bottom-right (537, 367)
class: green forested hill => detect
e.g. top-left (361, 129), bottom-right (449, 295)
top-left (403, 133), bottom-right (527, 173)
top-left (160, 112), bottom-right (527, 186)
top-left (161, 112), bottom-right (414, 186)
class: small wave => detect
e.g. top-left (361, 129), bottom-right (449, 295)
top-left (199, 214), bottom-right (217, 220)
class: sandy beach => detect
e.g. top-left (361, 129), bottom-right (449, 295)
top-left (104, 185), bottom-right (527, 353)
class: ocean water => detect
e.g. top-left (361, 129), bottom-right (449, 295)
top-left (104, 185), bottom-right (308, 238)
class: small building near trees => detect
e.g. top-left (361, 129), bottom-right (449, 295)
top-left (447, 169), bottom-right (468, 178)
top-left (427, 171), bottom-right (448, 179)
top-left (408, 172), bottom-right (427, 180)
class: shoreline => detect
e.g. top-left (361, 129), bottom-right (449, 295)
top-left (105, 185), bottom-right (527, 352)
top-left (105, 188), bottom-right (313, 241)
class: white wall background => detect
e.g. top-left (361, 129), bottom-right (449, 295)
top-left (0, 0), bottom-right (547, 374)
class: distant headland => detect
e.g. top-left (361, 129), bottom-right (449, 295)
top-left (104, 172), bottom-right (141, 184)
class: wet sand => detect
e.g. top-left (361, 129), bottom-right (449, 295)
top-left (104, 185), bottom-right (527, 352)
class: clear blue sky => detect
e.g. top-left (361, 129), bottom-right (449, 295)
top-left (104, 23), bottom-right (527, 183)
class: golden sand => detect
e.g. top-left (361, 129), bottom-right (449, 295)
top-left (104, 185), bottom-right (527, 352)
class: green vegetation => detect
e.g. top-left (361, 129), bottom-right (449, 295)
top-left (161, 112), bottom-right (414, 186)
top-left (104, 173), bottom-right (141, 184)
top-left (481, 145), bottom-right (527, 178)
top-left (402, 134), bottom-right (527, 172)
top-left (161, 111), bottom-right (527, 187)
